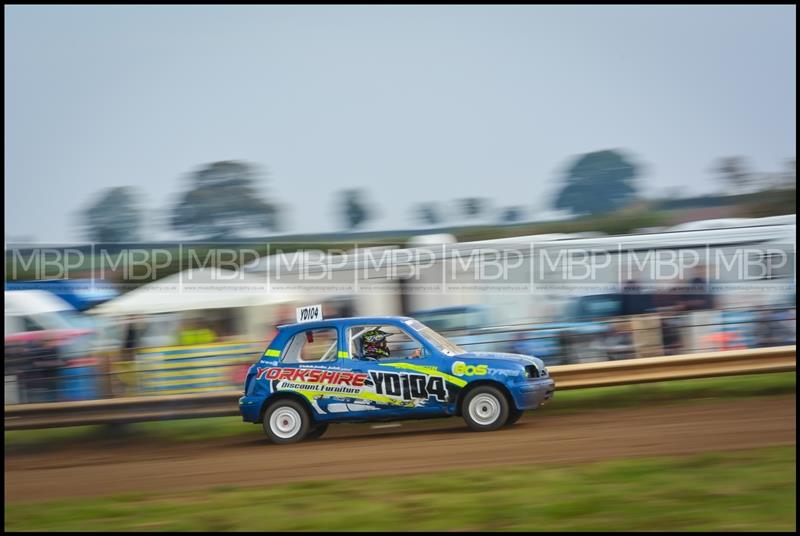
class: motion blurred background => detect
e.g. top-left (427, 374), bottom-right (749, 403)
top-left (4, 4), bottom-right (796, 532)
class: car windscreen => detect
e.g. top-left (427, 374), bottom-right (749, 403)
top-left (404, 319), bottom-right (466, 356)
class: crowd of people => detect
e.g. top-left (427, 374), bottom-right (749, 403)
top-left (4, 287), bottom-right (795, 403)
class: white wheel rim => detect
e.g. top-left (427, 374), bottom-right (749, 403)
top-left (270, 407), bottom-right (302, 439)
top-left (468, 393), bottom-right (501, 426)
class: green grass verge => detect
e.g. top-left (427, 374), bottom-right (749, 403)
top-left (5, 446), bottom-right (796, 531)
top-left (544, 371), bottom-right (796, 414)
top-left (5, 372), bottom-right (795, 451)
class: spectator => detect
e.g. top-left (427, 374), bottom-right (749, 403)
top-left (621, 278), bottom-right (653, 316)
top-left (557, 330), bottom-right (574, 365)
top-left (5, 339), bottom-right (34, 403)
top-left (179, 318), bottom-right (216, 345)
top-left (683, 266), bottom-right (715, 311)
top-left (123, 316), bottom-right (141, 361)
top-left (26, 336), bottom-right (64, 403)
top-left (605, 321), bottom-right (635, 360)
top-left (755, 307), bottom-right (796, 347)
top-left (654, 279), bottom-right (686, 355)
top-left (703, 330), bottom-right (746, 351)
top-left (108, 315), bottom-right (145, 397)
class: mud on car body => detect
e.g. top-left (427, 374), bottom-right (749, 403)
top-left (239, 309), bottom-right (555, 443)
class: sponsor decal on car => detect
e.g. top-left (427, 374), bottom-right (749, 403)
top-left (451, 361), bottom-right (488, 376)
top-left (256, 367), bottom-right (367, 386)
top-left (254, 365), bottom-right (462, 410)
top-left (489, 368), bottom-right (522, 377)
top-left (450, 360), bottom-right (522, 377)
top-left (369, 371), bottom-right (451, 402)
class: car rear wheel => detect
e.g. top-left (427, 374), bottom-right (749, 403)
top-left (263, 399), bottom-right (311, 444)
top-left (462, 386), bottom-right (509, 432)
top-left (305, 423), bottom-right (329, 440)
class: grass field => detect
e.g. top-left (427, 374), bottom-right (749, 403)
top-left (4, 446), bottom-right (796, 531)
top-left (5, 372), bottom-right (795, 452)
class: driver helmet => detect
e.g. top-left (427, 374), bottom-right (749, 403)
top-left (361, 328), bottom-right (390, 359)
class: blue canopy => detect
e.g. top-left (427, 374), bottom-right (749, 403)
top-left (5, 279), bottom-right (118, 311)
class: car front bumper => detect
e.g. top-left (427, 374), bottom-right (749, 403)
top-left (509, 378), bottom-right (556, 410)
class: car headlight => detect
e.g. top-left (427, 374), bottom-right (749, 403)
top-left (524, 365), bottom-right (548, 378)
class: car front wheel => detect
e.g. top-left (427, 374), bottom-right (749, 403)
top-left (505, 407), bottom-right (524, 426)
top-left (263, 399), bottom-right (311, 444)
top-left (462, 386), bottom-right (510, 432)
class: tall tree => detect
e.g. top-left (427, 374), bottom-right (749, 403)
top-left (459, 198), bottom-right (487, 219)
top-left (340, 189), bottom-right (370, 230)
top-left (715, 156), bottom-right (753, 192)
top-left (554, 150), bottom-right (639, 215)
top-left (82, 186), bottom-right (142, 243)
top-left (500, 206), bottom-right (524, 224)
top-left (170, 161), bottom-right (278, 239)
top-left (415, 202), bottom-right (442, 226)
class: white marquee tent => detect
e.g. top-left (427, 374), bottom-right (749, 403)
top-left (89, 267), bottom-right (300, 317)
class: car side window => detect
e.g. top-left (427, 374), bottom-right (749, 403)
top-left (348, 325), bottom-right (426, 360)
top-left (281, 328), bottom-right (338, 363)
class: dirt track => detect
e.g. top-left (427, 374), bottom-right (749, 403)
top-left (5, 395), bottom-right (796, 503)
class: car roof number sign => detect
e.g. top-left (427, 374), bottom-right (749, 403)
top-left (296, 304), bottom-right (323, 323)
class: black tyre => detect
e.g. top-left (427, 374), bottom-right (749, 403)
top-left (461, 385), bottom-right (510, 432)
top-left (305, 423), bottom-right (329, 440)
top-left (505, 407), bottom-right (524, 426)
top-left (263, 399), bottom-right (311, 444)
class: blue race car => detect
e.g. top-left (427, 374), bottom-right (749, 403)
top-left (239, 309), bottom-right (555, 444)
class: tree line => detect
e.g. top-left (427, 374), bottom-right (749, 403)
top-left (81, 150), bottom-right (796, 242)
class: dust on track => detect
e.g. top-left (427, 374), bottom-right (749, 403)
top-left (5, 395), bottom-right (796, 503)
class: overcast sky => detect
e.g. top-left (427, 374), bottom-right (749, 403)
top-left (4, 5), bottom-right (796, 242)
